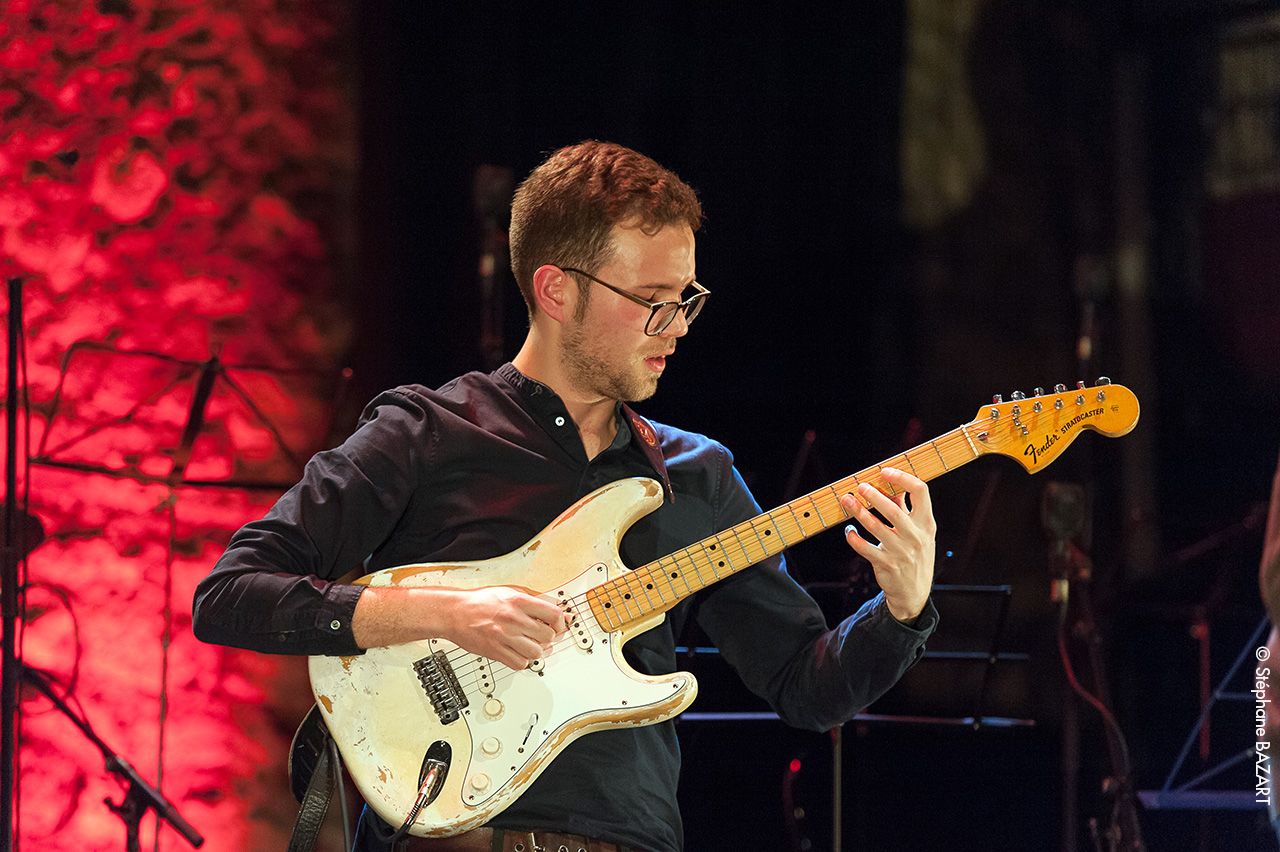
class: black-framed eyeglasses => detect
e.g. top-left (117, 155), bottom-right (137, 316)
top-left (558, 267), bottom-right (710, 336)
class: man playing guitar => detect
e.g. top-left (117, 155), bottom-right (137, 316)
top-left (193, 141), bottom-right (940, 851)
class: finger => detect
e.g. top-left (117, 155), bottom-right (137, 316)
top-left (516, 593), bottom-right (569, 632)
top-left (882, 467), bottom-right (933, 519)
top-left (843, 522), bottom-right (881, 561)
top-left (857, 482), bottom-right (908, 527)
top-left (508, 635), bottom-right (544, 664)
top-left (523, 619), bottom-right (556, 646)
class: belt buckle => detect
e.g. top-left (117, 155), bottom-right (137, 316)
top-left (512, 832), bottom-right (545, 852)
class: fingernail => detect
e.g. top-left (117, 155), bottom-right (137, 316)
top-left (844, 524), bottom-right (854, 534)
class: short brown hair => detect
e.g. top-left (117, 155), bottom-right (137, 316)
top-left (508, 141), bottom-right (703, 319)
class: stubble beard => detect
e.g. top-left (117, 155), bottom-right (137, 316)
top-left (562, 320), bottom-right (659, 403)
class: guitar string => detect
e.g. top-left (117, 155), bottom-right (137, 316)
top-left (441, 422), bottom-right (991, 691)
top-left (434, 406), bottom-right (1115, 689)
top-left (439, 419), bottom-right (995, 684)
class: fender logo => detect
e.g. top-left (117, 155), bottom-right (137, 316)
top-left (1024, 407), bottom-right (1104, 465)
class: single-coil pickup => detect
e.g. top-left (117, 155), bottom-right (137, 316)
top-left (563, 596), bottom-right (594, 650)
top-left (413, 651), bottom-right (469, 725)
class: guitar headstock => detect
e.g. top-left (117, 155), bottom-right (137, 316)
top-left (967, 378), bottom-right (1139, 473)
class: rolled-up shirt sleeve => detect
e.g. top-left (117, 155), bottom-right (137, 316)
top-left (696, 446), bottom-right (938, 731)
top-left (191, 389), bottom-right (432, 656)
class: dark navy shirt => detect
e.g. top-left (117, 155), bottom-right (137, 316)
top-left (192, 363), bottom-right (938, 851)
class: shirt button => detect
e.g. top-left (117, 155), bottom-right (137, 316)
top-left (554, 416), bottom-right (565, 426)
top-left (329, 619), bottom-right (341, 630)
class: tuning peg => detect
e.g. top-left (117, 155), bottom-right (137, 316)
top-left (992, 394), bottom-right (1003, 403)
top-left (1053, 383), bottom-right (1067, 393)
top-left (1095, 376), bottom-right (1111, 386)
top-left (1033, 387), bottom-right (1045, 396)
top-left (1010, 391), bottom-right (1026, 400)
top-left (1076, 381), bottom-right (1086, 390)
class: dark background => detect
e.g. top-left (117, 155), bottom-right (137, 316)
top-left (349, 2), bottom-right (1280, 850)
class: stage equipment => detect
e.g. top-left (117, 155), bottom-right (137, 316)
top-left (473, 165), bottom-right (514, 371)
top-left (20, 665), bottom-right (203, 851)
top-left (1137, 615), bottom-right (1269, 813)
top-left (11, 338), bottom-right (350, 850)
top-left (681, 581), bottom-right (1033, 852)
top-left (1044, 481), bottom-right (1146, 852)
top-left (2, 278), bottom-right (30, 847)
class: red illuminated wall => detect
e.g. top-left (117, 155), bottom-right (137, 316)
top-left (2, 2), bottom-right (353, 849)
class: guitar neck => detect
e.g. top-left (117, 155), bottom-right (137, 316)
top-left (587, 423), bottom-right (983, 630)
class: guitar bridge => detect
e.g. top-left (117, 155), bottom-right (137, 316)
top-left (413, 651), bottom-right (470, 725)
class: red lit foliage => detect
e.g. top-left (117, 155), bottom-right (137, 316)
top-left (2, 1), bottom-right (352, 849)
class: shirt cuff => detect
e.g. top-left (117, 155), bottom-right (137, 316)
top-left (313, 582), bottom-right (365, 656)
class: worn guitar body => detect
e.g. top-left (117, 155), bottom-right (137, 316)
top-left (309, 477), bottom-right (695, 838)
top-left (309, 380), bottom-right (1141, 837)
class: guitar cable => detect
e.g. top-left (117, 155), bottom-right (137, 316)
top-left (383, 749), bottom-right (450, 843)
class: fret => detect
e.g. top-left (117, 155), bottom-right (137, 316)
top-left (901, 451), bottom-right (920, 477)
top-left (802, 494), bottom-right (829, 529)
top-left (759, 512), bottom-right (787, 549)
top-left (655, 555), bottom-right (684, 599)
top-left (724, 524), bottom-right (753, 568)
top-left (614, 575), bottom-right (643, 620)
top-left (783, 502), bottom-right (810, 540)
top-left (745, 518), bottom-right (769, 556)
top-left (633, 565), bottom-right (661, 611)
top-left (930, 440), bottom-right (949, 470)
top-left (673, 547), bottom-right (703, 593)
top-left (674, 547), bottom-right (707, 591)
top-left (589, 587), bottom-right (621, 631)
top-left (702, 537), bottom-right (733, 578)
top-left (665, 553), bottom-right (696, 597)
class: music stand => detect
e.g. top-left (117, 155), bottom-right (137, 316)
top-left (20, 339), bottom-right (350, 849)
top-left (1137, 615), bottom-right (1269, 812)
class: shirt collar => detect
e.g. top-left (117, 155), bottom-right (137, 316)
top-left (495, 363), bottom-right (674, 502)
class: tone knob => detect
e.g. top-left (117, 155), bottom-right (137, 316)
top-left (469, 773), bottom-right (490, 792)
top-left (480, 737), bottom-right (501, 756)
top-left (483, 698), bottom-right (504, 719)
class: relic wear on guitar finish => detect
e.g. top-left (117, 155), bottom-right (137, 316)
top-left (196, 366), bottom-right (1137, 848)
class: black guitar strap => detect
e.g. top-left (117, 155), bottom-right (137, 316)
top-left (288, 706), bottom-right (338, 852)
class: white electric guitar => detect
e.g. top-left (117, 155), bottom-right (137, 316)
top-left (307, 380), bottom-right (1139, 836)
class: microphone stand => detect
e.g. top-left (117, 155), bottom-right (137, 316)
top-left (19, 665), bottom-right (203, 851)
top-left (3, 277), bottom-right (24, 847)
top-left (1045, 483), bottom-right (1145, 852)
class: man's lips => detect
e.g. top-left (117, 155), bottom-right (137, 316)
top-left (644, 351), bottom-right (673, 371)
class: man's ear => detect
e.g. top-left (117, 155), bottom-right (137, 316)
top-left (530, 264), bottom-right (573, 325)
